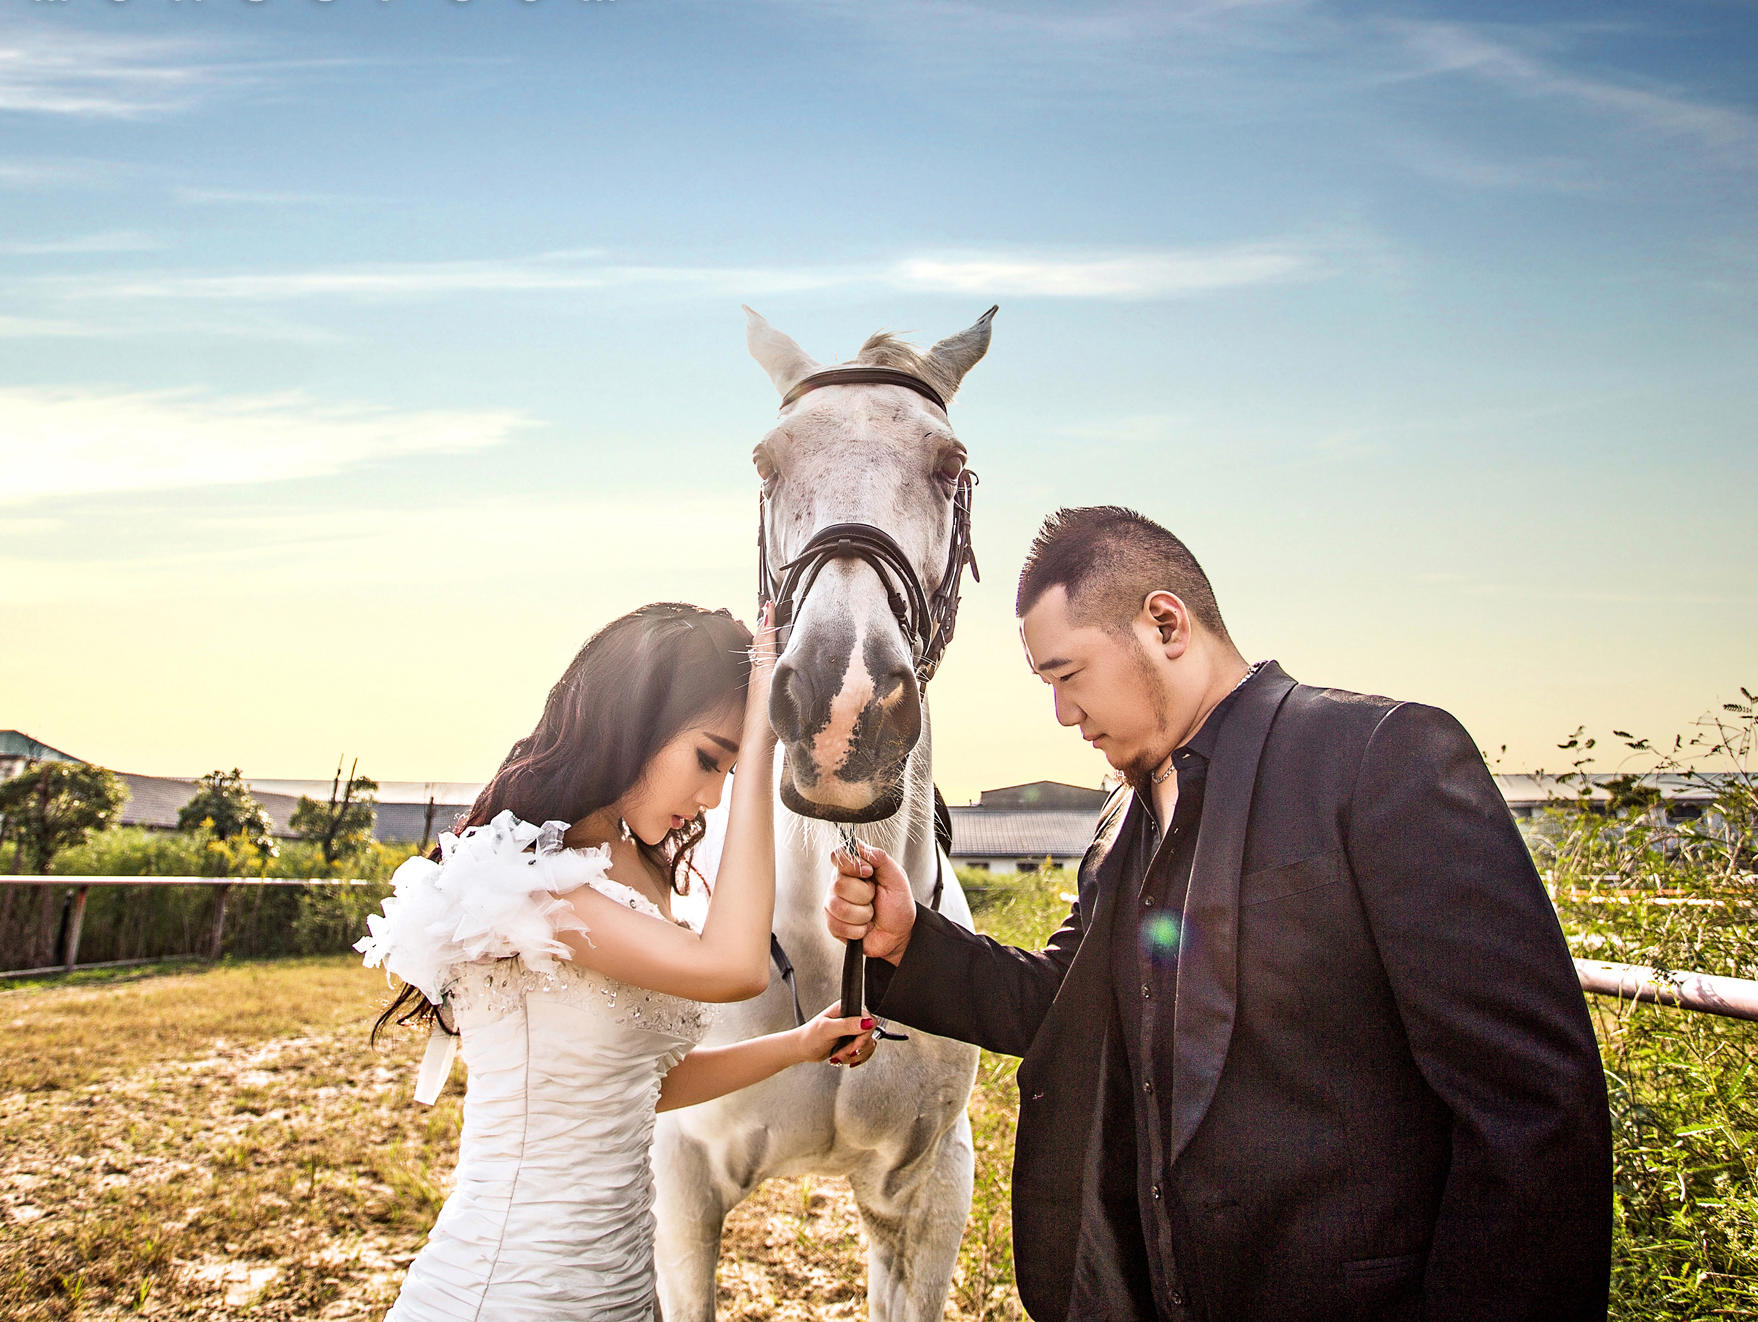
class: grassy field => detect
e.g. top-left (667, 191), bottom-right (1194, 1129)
top-left (0, 873), bottom-right (1069, 1322)
top-left (8, 830), bottom-right (1756, 1320)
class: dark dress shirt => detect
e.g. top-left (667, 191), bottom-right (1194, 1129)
top-left (1110, 668), bottom-right (1255, 1318)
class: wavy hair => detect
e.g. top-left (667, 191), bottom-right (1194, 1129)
top-left (374, 602), bottom-right (754, 1041)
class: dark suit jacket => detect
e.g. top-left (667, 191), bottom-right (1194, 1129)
top-left (870, 663), bottom-right (1611, 1321)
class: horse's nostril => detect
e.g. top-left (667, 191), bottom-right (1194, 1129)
top-left (769, 660), bottom-right (812, 743)
top-left (872, 660), bottom-right (913, 704)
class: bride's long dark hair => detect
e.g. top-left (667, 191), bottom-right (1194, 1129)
top-left (373, 601), bottom-right (755, 1041)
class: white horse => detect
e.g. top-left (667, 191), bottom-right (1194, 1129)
top-left (653, 308), bottom-right (996, 1322)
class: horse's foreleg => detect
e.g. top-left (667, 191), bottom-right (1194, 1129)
top-left (850, 1111), bottom-right (976, 1322)
top-left (653, 1124), bottom-right (732, 1322)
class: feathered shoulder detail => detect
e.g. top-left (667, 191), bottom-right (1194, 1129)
top-left (355, 810), bottom-right (603, 1005)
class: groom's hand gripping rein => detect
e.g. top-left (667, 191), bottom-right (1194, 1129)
top-left (831, 825), bottom-right (868, 1058)
top-left (825, 841), bottom-right (918, 965)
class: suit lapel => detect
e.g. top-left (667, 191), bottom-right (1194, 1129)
top-left (1078, 785), bottom-right (1135, 920)
top-left (1021, 792), bottom-right (1136, 1088)
top-left (1168, 662), bottom-right (1297, 1166)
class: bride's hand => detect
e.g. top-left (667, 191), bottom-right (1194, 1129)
top-left (794, 1002), bottom-right (876, 1067)
top-left (743, 601), bottom-right (780, 733)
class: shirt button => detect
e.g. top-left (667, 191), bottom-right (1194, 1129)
top-left (1151, 1184), bottom-right (1163, 1201)
top-left (1141, 983), bottom-right (1152, 999)
top-left (1169, 1290), bottom-right (1185, 1307)
top-left (1143, 895), bottom-right (1154, 907)
top-left (1143, 1079), bottom-right (1153, 1094)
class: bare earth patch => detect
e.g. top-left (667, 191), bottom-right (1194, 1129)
top-left (0, 957), bottom-right (1025, 1321)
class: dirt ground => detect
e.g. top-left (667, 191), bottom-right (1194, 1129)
top-left (0, 958), bottom-right (1023, 1320)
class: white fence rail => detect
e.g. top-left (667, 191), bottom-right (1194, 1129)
top-left (1574, 958), bottom-right (1758, 1023)
top-left (6, 878), bottom-right (1758, 1026)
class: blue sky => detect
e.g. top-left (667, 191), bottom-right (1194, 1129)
top-left (2, 0), bottom-right (1754, 800)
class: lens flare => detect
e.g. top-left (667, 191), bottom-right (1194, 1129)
top-left (1142, 911), bottom-right (1182, 967)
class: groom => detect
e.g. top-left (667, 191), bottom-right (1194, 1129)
top-left (826, 506), bottom-right (1612, 1321)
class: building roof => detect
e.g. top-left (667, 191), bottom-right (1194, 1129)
top-left (0, 730), bottom-right (81, 763)
top-left (244, 778), bottom-right (483, 807)
top-left (375, 799), bottom-right (471, 845)
top-left (1493, 771), bottom-right (1730, 807)
top-left (973, 780), bottom-right (1110, 811)
top-left (115, 772), bottom-right (305, 838)
top-left (947, 806), bottom-right (1098, 859)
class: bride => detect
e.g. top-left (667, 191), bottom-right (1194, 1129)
top-left (356, 601), bottom-right (875, 1321)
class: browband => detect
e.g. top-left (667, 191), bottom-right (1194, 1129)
top-left (780, 366), bottom-right (947, 413)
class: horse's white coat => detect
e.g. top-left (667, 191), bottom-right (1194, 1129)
top-left (652, 310), bottom-right (994, 1322)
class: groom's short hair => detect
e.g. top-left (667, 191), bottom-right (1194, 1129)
top-left (1016, 506), bottom-right (1229, 640)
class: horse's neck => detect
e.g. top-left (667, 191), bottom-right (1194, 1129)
top-left (773, 706), bottom-right (939, 930)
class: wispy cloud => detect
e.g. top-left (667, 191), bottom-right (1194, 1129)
top-left (173, 186), bottom-right (366, 207)
top-left (762, 0), bottom-right (1313, 94)
top-left (0, 231), bottom-right (161, 256)
top-left (0, 156), bottom-right (135, 189)
top-left (1389, 20), bottom-right (1758, 162)
top-left (774, 0), bottom-right (1758, 181)
top-left (59, 251), bottom-right (631, 301)
top-left (894, 245), bottom-right (1317, 298)
top-left (771, 0), bottom-right (1288, 45)
top-left (0, 30), bottom-right (243, 119)
top-left (0, 516), bottom-right (61, 538)
top-left (0, 314), bottom-right (113, 339)
top-left (0, 308), bottom-right (352, 344)
top-left (0, 27), bottom-right (372, 120)
top-left (0, 493), bottom-right (751, 607)
top-left (41, 242), bottom-right (1326, 304)
top-left (0, 386), bottom-right (535, 506)
top-left (1376, 131), bottom-right (1601, 193)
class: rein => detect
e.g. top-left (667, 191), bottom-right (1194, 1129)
top-left (758, 363), bottom-right (973, 1046)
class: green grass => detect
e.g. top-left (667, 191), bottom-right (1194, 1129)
top-left (954, 865), bottom-right (1076, 1319)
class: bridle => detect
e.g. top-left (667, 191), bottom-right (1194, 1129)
top-left (756, 366), bottom-right (980, 687)
top-left (756, 361), bottom-right (973, 1053)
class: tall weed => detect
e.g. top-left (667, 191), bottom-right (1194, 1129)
top-left (1545, 693), bottom-right (1758, 1318)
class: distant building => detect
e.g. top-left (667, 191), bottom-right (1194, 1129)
top-left (0, 731), bottom-right (81, 783)
top-left (242, 780), bottom-right (482, 845)
top-left (949, 780), bottom-right (1111, 872)
top-left (7, 728), bottom-right (1742, 858)
top-left (949, 772), bottom-right (1745, 874)
top-left (1, 735), bottom-right (479, 846)
top-left (108, 772), bottom-right (307, 838)
top-left (1493, 772), bottom-right (1728, 825)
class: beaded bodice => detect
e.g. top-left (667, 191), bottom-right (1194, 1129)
top-left (441, 874), bottom-right (713, 1043)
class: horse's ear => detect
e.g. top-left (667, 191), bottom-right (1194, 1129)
top-left (926, 305), bottom-right (998, 398)
top-left (744, 306), bottom-right (820, 397)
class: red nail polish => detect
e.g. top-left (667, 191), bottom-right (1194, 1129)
top-left (861, 1018), bottom-right (875, 1030)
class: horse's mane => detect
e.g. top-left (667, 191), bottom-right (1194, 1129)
top-left (854, 331), bottom-right (959, 403)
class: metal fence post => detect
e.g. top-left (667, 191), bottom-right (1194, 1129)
top-left (62, 885), bottom-right (90, 972)
top-left (208, 884), bottom-right (231, 960)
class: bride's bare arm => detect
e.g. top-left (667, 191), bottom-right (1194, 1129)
top-left (657, 1004), bottom-right (875, 1110)
top-left (557, 612), bottom-right (780, 1003)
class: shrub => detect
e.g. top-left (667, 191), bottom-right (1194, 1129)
top-left (1545, 692), bottom-right (1758, 1318)
top-left (0, 762), bottom-right (127, 874)
top-left (0, 829), bottom-right (417, 968)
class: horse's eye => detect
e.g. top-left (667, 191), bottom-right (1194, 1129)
top-left (753, 445), bottom-right (777, 484)
top-left (935, 455), bottom-right (965, 486)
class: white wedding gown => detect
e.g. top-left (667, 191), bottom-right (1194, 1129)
top-left (356, 811), bottom-right (712, 1321)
